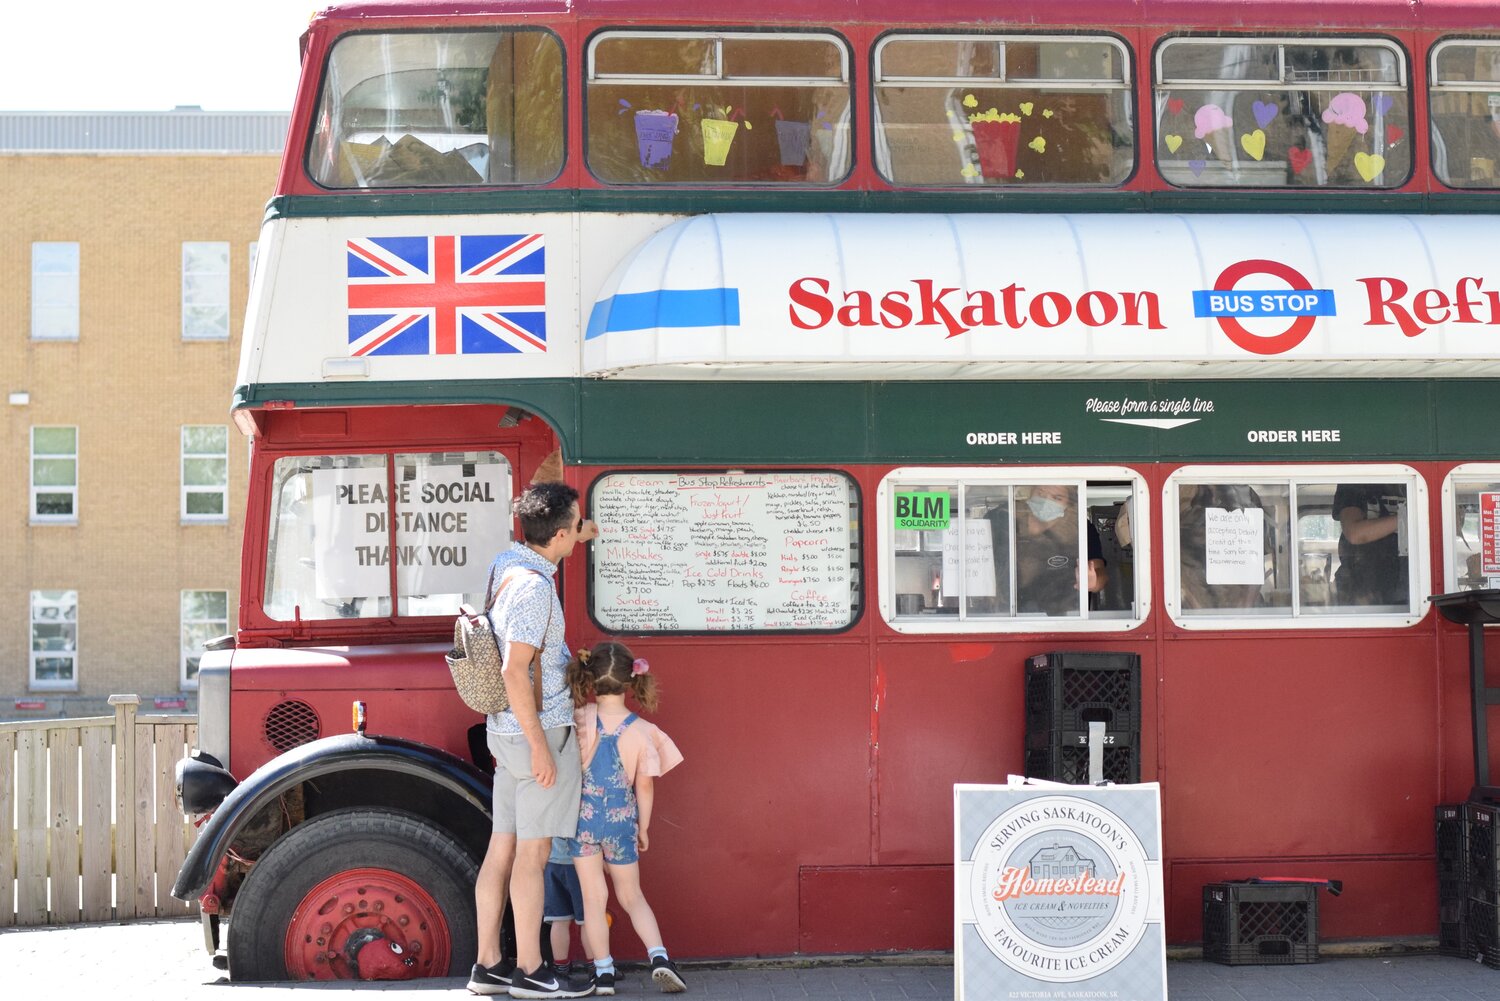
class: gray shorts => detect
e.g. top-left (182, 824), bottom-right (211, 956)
top-left (487, 726), bottom-right (582, 840)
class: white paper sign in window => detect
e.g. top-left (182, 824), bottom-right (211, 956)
top-left (1204, 507), bottom-right (1265, 585)
top-left (942, 519), bottom-right (997, 598)
top-left (591, 471), bottom-right (859, 632)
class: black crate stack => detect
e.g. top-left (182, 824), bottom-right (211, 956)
top-left (1202, 882), bottom-right (1320, 965)
top-left (1468, 802), bottom-right (1500, 968)
top-left (1437, 804), bottom-right (1467, 958)
top-left (1023, 651), bottom-right (1140, 784)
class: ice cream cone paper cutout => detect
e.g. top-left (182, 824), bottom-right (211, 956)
top-left (531, 449), bottom-right (564, 484)
top-left (1325, 123), bottom-right (1357, 172)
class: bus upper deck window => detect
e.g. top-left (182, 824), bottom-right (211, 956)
top-left (873, 35), bottom-right (1134, 187)
top-left (1430, 40), bottom-right (1500, 189)
top-left (585, 32), bottom-right (852, 184)
top-left (1154, 38), bottom-right (1411, 189)
top-left (307, 30), bottom-right (564, 188)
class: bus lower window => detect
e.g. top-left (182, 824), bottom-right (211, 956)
top-left (874, 36), bottom-right (1134, 187)
top-left (308, 30), bottom-right (564, 188)
top-left (262, 451), bottom-right (512, 621)
top-left (1430, 41), bottom-right (1500, 189)
top-left (890, 480), bottom-right (1135, 622)
top-left (588, 470), bottom-right (861, 632)
top-left (1447, 474), bottom-right (1500, 590)
top-left (585, 32), bottom-right (852, 184)
top-left (1155, 39), bottom-right (1411, 188)
top-left (1174, 476), bottom-right (1415, 617)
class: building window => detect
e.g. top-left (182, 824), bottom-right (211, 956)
top-left (182, 425), bottom-right (229, 521)
top-left (587, 32), bottom-right (852, 184)
top-left (31, 426), bottom-right (78, 522)
top-left (1154, 37), bottom-right (1411, 188)
top-left (32, 242), bottom-right (80, 340)
top-left (181, 590), bottom-right (229, 688)
top-left (874, 35), bottom-right (1133, 186)
top-left (878, 467), bottom-right (1143, 632)
top-left (1429, 39), bottom-right (1500, 189)
top-left (31, 590), bottom-right (78, 690)
top-left (182, 241), bottom-right (230, 339)
top-left (1165, 465), bottom-right (1426, 627)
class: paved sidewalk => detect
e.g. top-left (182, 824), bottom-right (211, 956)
top-left (4, 919), bottom-right (1500, 1000)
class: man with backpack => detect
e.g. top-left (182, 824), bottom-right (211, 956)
top-left (468, 480), bottom-right (598, 999)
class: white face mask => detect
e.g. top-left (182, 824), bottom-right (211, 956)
top-left (1027, 494), bottom-right (1067, 523)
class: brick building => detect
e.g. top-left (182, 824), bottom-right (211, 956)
top-left (0, 110), bottom-right (287, 719)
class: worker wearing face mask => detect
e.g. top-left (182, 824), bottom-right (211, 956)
top-left (1015, 484), bottom-right (1108, 616)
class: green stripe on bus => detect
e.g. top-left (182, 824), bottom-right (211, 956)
top-left (234, 378), bottom-right (1500, 464)
top-left (264, 189), bottom-right (1465, 222)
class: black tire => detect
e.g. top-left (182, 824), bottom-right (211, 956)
top-left (226, 808), bottom-right (479, 981)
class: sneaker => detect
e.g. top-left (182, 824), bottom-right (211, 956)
top-left (509, 965), bottom-right (596, 999)
top-left (593, 970), bottom-right (616, 996)
top-left (650, 956), bottom-right (687, 993)
top-left (468, 960), bottom-right (516, 995)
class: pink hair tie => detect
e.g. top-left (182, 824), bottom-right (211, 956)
top-left (631, 658), bottom-right (650, 676)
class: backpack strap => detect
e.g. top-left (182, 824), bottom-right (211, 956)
top-left (489, 566), bottom-right (550, 714)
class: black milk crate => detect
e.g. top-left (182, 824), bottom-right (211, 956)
top-left (1437, 804), bottom-right (1466, 883)
top-left (1202, 881), bottom-right (1319, 966)
top-left (1468, 894), bottom-right (1500, 969)
top-left (1467, 802), bottom-right (1500, 894)
top-left (1025, 651), bottom-right (1141, 735)
top-left (1025, 730), bottom-right (1140, 785)
top-left (1439, 879), bottom-right (1467, 959)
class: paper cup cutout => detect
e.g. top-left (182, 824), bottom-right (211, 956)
top-left (775, 120), bottom-right (812, 166)
top-left (701, 119), bottom-right (739, 165)
top-left (969, 112), bottom-right (1022, 179)
top-left (634, 111), bottom-right (678, 169)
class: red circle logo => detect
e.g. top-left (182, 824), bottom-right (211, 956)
top-left (1213, 259), bottom-right (1318, 356)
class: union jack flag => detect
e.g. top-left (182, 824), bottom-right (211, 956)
top-left (346, 234), bottom-right (546, 356)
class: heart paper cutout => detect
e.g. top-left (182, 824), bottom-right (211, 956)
top-left (1165, 133), bottom-right (1183, 153)
top-left (1027, 136), bottom-right (1046, 153)
top-left (1288, 147), bottom-right (1312, 174)
top-left (1386, 124), bottom-right (1403, 144)
top-left (1020, 102), bottom-right (1034, 116)
top-left (1189, 159), bottom-right (1207, 177)
top-left (1373, 94), bottom-right (1394, 116)
top-left (1240, 130), bottom-right (1266, 161)
top-left (1354, 151), bottom-right (1386, 182)
top-left (1168, 98), bottom-right (1185, 115)
top-left (1251, 101), bottom-right (1278, 128)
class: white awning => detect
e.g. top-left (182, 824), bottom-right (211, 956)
top-left (583, 212), bottom-right (1500, 379)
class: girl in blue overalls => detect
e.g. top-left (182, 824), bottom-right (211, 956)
top-left (566, 642), bottom-right (685, 994)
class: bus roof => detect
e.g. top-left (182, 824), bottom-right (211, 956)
top-left (306, 0), bottom-right (1490, 32)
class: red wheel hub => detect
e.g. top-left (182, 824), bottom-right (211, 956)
top-left (283, 867), bottom-right (452, 980)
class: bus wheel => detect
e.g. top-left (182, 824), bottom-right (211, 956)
top-left (226, 809), bottom-right (478, 981)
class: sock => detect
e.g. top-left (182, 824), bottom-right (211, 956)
top-left (648, 947), bottom-right (669, 961)
top-left (595, 956), bottom-right (616, 976)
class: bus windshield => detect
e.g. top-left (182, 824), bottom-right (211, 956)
top-left (308, 29), bottom-right (564, 188)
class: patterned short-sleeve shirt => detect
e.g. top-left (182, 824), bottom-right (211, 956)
top-left (484, 542), bottom-right (574, 734)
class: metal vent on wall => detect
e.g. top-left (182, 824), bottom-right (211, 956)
top-left (264, 699), bottom-right (321, 752)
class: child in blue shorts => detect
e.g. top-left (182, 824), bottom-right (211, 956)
top-left (543, 836), bottom-right (590, 976)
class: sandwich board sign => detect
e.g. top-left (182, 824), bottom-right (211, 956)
top-left (955, 779), bottom-right (1167, 1001)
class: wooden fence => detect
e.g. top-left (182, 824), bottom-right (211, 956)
top-left (0, 695), bottom-right (199, 927)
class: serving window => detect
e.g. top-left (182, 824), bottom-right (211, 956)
top-left (585, 32), bottom-right (852, 184)
top-left (1442, 465), bottom-right (1500, 592)
top-left (1154, 37), bottom-right (1411, 188)
top-left (587, 470), bottom-right (861, 633)
top-left (879, 468), bottom-right (1145, 633)
top-left (307, 30), bottom-right (564, 188)
top-left (1165, 466), bottom-right (1426, 628)
top-left (873, 34), bottom-right (1134, 186)
top-left (1430, 40), bottom-right (1500, 189)
top-left (262, 451), bottom-right (512, 621)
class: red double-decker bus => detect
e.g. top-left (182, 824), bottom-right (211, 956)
top-left (173, 0), bottom-right (1500, 980)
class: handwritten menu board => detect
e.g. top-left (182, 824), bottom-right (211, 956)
top-left (591, 472), bottom-right (855, 632)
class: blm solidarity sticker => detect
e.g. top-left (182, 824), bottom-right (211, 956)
top-left (967, 795), bottom-right (1153, 983)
